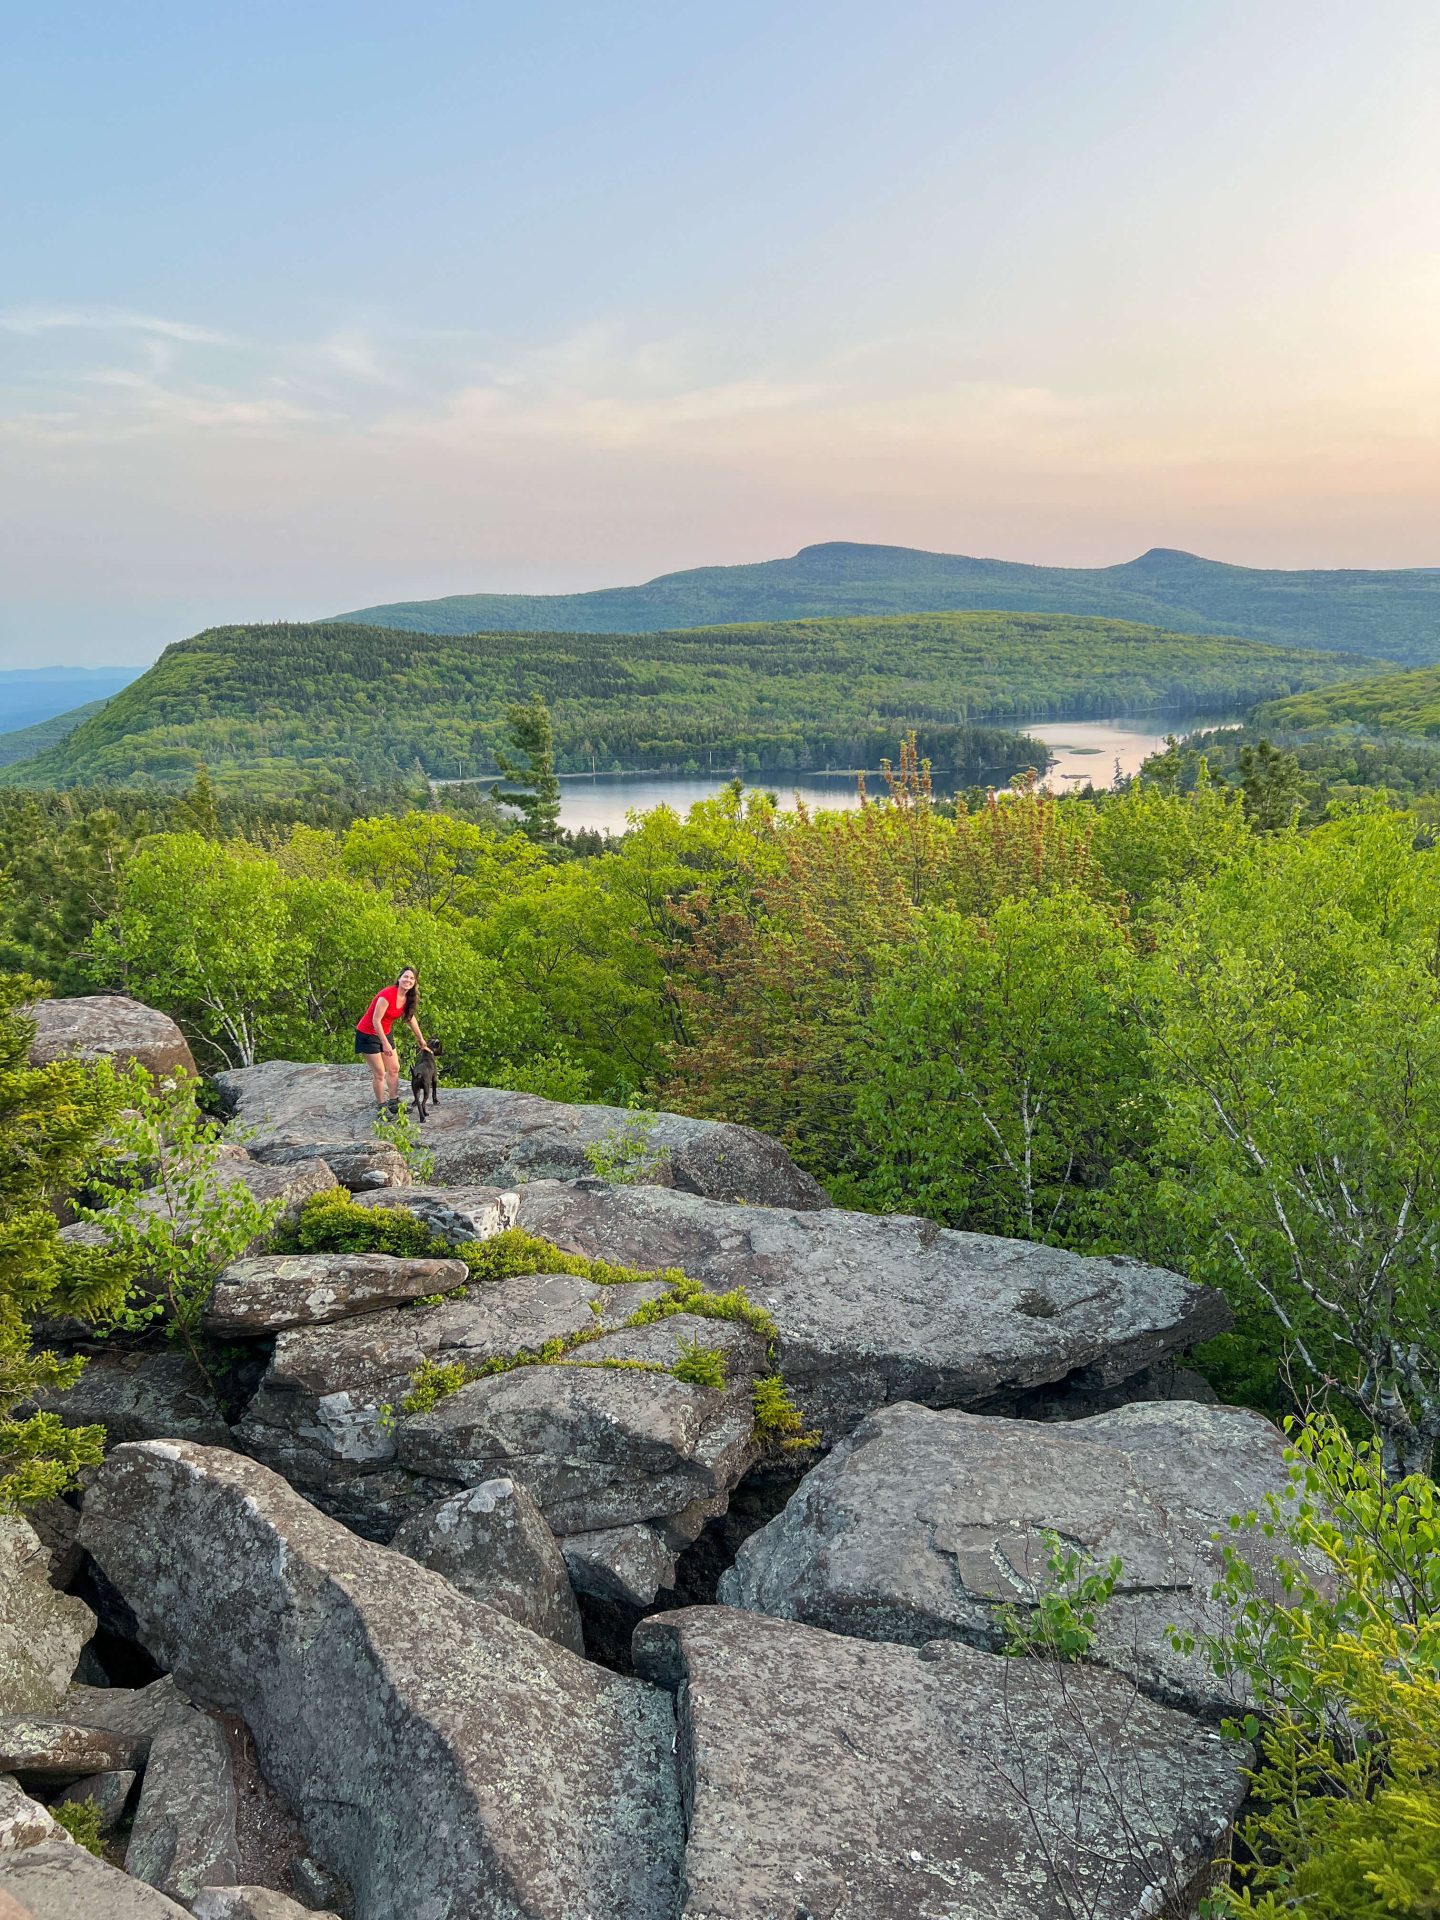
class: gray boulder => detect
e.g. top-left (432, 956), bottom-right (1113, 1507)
top-left (54, 1768), bottom-right (136, 1832)
top-left (80, 1441), bottom-right (683, 1920)
top-left (26, 996), bottom-right (195, 1081)
top-left (0, 1776), bottom-right (60, 1852)
top-left (193, 1890), bottom-right (339, 1920)
top-left (234, 1273), bottom-right (668, 1537)
top-left (0, 1717), bottom-right (144, 1781)
top-left (0, 1835), bottom-right (192, 1917)
top-left (719, 1399), bottom-right (1298, 1713)
top-left (395, 1315), bottom-right (766, 1540)
top-left (205, 1251), bottom-right (469, 1335)
top-left (0, 1519), bottom-right (94, 1713)
top-left (349, 1183), bottom-right (518, 1242)
top-left (562, 1524), bottom-right (679, 1609)
top-left (247, 1138), bottom-right (411, 1192)
top-left (634, 1606), bottom-right (1247, 1920)
top-left (49, 1678), bottom-right (194, 1758)
top-left (30, 1351), bottom-right (232, 1449)
top-left (516, 1182), bottom-right (1231, 1442)
top-left (391, 1480), bottom-right (584, 1654)
top-left (125, 1709), bottom-right (240, 1905)
top-left (215, 1060), bottom-right (828, 1207)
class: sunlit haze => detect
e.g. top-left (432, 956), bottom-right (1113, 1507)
top-left (3, 1), bottom-right (1437, 666)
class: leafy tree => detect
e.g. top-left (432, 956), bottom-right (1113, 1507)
top-left (1238, 737), bottom-right (1306, 832)
top-left (0, 971), bottom-right (124, 1506)
top-left (853, 892), bottom-right (1147, 1240)
top-left (1148, 810), bottom-right (1440, 1474)
top-left (493, 696), bottom-right (561, 843)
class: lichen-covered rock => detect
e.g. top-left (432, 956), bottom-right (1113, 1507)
top-left (193, 1889), bottom-right (339, 1920)
top-left (634, 1605), bottom-right (1247, 1920)
top-left (0, 1519), bottom-right (94, 1713)
top-left (395, 1315), bottom-right (765, 1539)
top-left (215, 1061), bottom-right (828, 1207)
top-left (562, 1524), bottom-right (679, 1609)
top-left (391, 1480), bottom-right (584, 1654)
top-left (0, 1835), bottom-right (192, 1917)
top-left (49, 1678), bottom-right (194, 1757)
top-left (516, 1182), bottom-right (1230, 1441)
top-left (233, 1274), bottom-right (667, 1537)
top-left (125, 1709), bottom-right (239, 1905)
top-left (29, 1352), bottom-right (232, 1450)
top-left (719, 1398), bottom-right (1299, 1713)
top-left (26, 996), bottom-right (195, 1081)
top-left (0, 1777), bottom-right (59, 1853)
top-left (0, 1717), bottom-right (144, 1781)
top-left (80, 1441), bottom-right (683, 1920)
top-left (205, 1252), bottom-right (469, 1335)
top-left (350, 1183), bottom-right (518, 1242)
top-left (247, 1138), bottom-right (411, 1192)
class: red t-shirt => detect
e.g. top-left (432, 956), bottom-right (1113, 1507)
top-left (357, 986), bottom-right (405, 1038)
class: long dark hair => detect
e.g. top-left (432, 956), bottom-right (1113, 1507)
top-left (397, 963), bottom-right (420, 1021)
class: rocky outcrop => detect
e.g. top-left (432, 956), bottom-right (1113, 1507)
top-left (54, 1768), bottom-right (136, 1832)
top-left (80, 1441), bottom-right (684, 1920)
top-left (634, 1606), bottom-right (1247, 1920)
top-left (234, 1272), bottom-right (669, 1536)
top-left (0, 1776), bottom-right (60, 1853)
top-left (351, 1183), bottom-right (518, 1242)
top-left (215, 1061), bottom-right (829, 1207)
top-left (204, 1252), bottom-right (469, 1336)
top-left (125, 1708), bottom-right (240, 1905)
top-left (0, 1519), bottom-right (94, 1712)
top-left (515, 1182), bottom-right (1231, 1441)
top-left (0, 1831), bottom-right (192, 1917)
top-left (30, 1352), bottom-right (232, 1450)
top-left (391, 1480), bottom-right (584, 1654)
top-left (26, 996), bottom-right (196, 1081)
top-left (719, 1399), bottom-right (1298, 1713)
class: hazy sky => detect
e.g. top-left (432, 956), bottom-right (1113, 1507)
top-left (3, 1), bottom-right (1438, 668)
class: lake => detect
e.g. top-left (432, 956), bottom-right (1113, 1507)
top-left (544, 713), bottom-right (1242, 834)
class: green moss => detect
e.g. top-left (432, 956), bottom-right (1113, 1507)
top-left (282, 1188), bottom-right (442, 1258)
top-left (625, 1272), bottom-right (779, 1347)
top-left (752, 1373), bottom-right (819, 1451)
top-left (51, 1798), bottom-right (105, 1856)
top-left (671, 1338), bottom-right (728, 1389)
top-left (400, 1357), bottom-right (470, 1414)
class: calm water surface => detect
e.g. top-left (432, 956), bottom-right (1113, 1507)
top-left (546, 713), bottom-right (1241, 834)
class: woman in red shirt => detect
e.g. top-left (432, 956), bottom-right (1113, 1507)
top-left (355, 964), bottom-right (431, 1116)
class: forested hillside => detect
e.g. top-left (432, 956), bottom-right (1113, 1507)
top-left (5, 611), bottom-right (1362, 790)
top-left (1258, 663), bottom-right (1440, 737)
top-left (0, 698), bottom-right (108, 767)
top-left (337, 540), bottom-right (1440, 662)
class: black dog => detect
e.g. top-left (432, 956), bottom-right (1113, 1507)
top-left (410, 1042), bottom-right (442, 1122)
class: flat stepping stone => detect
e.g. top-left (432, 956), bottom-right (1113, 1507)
top-left (205, 1252), bottom-right (469, 1334)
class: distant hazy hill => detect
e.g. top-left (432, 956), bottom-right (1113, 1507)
top-left (0, 666), bottom-right (141, 731)
top-left (5, 611), bottom-right (1364, 792)
top-left (334, 542), bottom-right (1440, 663)
top-left (1259, 665), bottom-right (1440, 739)
top-left (0, 698), bottom-right (109, 767)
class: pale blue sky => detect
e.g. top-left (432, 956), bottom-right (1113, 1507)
top-left (2, 1), bottom-right (1437, 666)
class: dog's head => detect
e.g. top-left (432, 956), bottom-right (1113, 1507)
top-left (424, 1041), bottom-right (443, 1059)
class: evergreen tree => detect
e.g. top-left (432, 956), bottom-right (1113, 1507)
top-left (1237, 736), bottom-right (1305, 831)
top-left (492, 696), bottom-right (562, 843)
top-left (0, 971), bottom-right (124, 1506)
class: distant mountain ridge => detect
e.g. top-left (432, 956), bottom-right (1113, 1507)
top-left (333, 542), bottom-right (1440, 663)
top-left (0, 666), bottom-right (142, 731)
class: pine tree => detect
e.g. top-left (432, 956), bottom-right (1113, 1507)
top-left (492, 696), bottom-right (562, 843)
top-left (0, 972), bottom-right (125, 1506)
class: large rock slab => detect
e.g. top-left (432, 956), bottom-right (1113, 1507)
top-left (350, 1183), bottom-right (519, 1242)
top-left (26, 995), bottom-right (195, 1081)
top-left (205, 1251), bottom-right (469, 1335)
top-left (0, 1716), bottom-right (144, 1780)
top-left (515, 1182), bottom-right (1231, 1441)
top-left (719, 1399), bottom-right (1296, 1713)
top-left (634, 1606), bottom-right (1246, 1920)
top-left (30, 1351), bottom-right (232, 1449)
top-left (0, 1519), bottom-right (94, 1712)
top-left (234, 1273), bottom-right (667, 1537)
top-left (396, 1315), bottom-right (766, 1540)
top-left (391, 1480), bottom-right (584, 1654)
top-left (248, 1138), bottom-right (411, 1192)
top-left (0, 1834), bottom-right (192, 1917)
top-left (215, 1060), bottom-right (828, 1207)
top-left (80, 1441), bottom-right (683, 1920)
top-left (125, 1708), bottom-right (240, 1905)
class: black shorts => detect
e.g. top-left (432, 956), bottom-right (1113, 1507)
top-left (354, 1032), bottom-right (388, 1056)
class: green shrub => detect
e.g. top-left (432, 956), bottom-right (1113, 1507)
top-left (671, 1338), bottom-right (728, 1389)
top-left (51, 1797), bottom-right (105, 1855)
top-left (751, 1373), bottom-right (819, 1450)
top-left (999, 1530), bottom-right (1122, 1663)
top-left (285, 1188), bottom-right (441, 1258)
top-left (399, 1357), bottom-right (470, 1414)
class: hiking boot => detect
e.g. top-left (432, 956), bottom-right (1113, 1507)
top-left (386, 1098), bottom-right (401, 1117)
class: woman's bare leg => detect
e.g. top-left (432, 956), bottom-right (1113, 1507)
top-left (367, 1053), bottom-right (386, 1103)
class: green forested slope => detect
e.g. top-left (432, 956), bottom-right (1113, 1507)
top-left (6, 610), bottom-right (1365, 790)
top-left (0, 700), bottom-right (109, 767)
top-left (336, 541), bottom-right (1440, 663)
top-left (1259, 665), bottom-right (1440, 738)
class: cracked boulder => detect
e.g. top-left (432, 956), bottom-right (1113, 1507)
top-left (391, 1479), bottom-right (584, 1654)
top-left (0, 1518), bottom-right (95, 1713)
top-left (80, 1441), bottom-right (683, 1920)
top-left (719, 1399), bottom-right (1300, 1714)
top-left (234, 1272), bottom-right (668, 1537)
top-left (515, 1182), bottom-right (1231, 1442)
top-left (205, 1251), bottom-right (469, 1336)
top-left (26, 995), bottom-right (196, 1081)
top-left (634, 1605), bottom-right (1247, 1920)
top-left (215, 1060), bottom-right (828, 1207)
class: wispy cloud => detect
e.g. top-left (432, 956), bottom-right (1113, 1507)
top-left (0, 306), bottom-right (243, 346)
